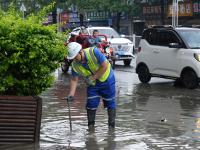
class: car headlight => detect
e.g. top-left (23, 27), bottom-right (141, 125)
top-left (194, 53), bottom-right (200, 62)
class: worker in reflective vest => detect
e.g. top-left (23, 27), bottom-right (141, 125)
top-left (66, 42), bottom-right (116, 131)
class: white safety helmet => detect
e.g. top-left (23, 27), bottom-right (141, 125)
top-left (67, 42), bottom-right (82, 60)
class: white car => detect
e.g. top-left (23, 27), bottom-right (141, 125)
top-left (136, 26), bottom-right (200, 89)
top-left (71, 26), bottom-right (134, 66)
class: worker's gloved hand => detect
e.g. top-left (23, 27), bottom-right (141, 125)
top-left (66, 95), bottom-right (74, 102)
top-left (85, 76), bottom-right (96, 86)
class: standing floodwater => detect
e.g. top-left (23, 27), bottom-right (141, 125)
top-left (40, 61), bottom-right (200, 150)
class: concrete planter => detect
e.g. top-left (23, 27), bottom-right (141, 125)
top-left (0, 95), bottom-right (42, 149)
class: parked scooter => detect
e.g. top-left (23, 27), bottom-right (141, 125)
top-left (98, 42), bottom-right (114, 69)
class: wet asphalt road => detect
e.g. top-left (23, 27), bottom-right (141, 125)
top-left (39, 59), bottom-right (200, 150)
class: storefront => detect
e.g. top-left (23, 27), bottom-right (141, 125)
top-left (141, 0), bottom-right (200, 26)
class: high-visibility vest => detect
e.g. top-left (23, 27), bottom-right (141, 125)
top-left (72, 47), bottom-right (111, 82)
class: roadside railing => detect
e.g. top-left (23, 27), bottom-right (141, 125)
top-left (124, 34), bottom-right (141, 54)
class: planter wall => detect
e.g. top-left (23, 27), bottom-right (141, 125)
top-left (0, 95), bottom-right (42, 149)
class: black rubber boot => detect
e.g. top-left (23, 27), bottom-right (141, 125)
top-left (87, 109), bottom-right (96, 132)
top-left (108, 109), bottom-right (116, 128)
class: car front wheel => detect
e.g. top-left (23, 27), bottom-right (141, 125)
top-left (181, 70), bottom-right (199, 89)
top-left (137, 65), bottom-right (151, 83)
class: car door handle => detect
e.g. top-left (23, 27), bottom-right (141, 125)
top-left (153, 49), bottom-right (160, 53)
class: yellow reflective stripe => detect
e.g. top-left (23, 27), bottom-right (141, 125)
top-left (72, 62), bottom-right (91, 77)
top-left (86, 48), bottom-right (98, 74)
top-left (99, 61), bottom-right (111, 82)
top-left (72, 62), bottom-right (82, 75)
top-left (89, 47), bottom-right (98, 65)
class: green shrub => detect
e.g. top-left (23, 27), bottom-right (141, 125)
top-left (0, 5), bottom-right (67, 95)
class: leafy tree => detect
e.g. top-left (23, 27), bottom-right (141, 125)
top-left (0, 0), bottom-right (70, 24)
top-left (0, 0), bottom-right (51, 17)
top-left (0, 4), bottom-right (67, 95)
top-left (67, 0), bottom-right (140, 32)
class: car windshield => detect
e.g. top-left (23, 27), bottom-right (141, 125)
top-left (177, 29), bottom-right (200, 48)
top-left (88, 28), bottom-right (120, 38)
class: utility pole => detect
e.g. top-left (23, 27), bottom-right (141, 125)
top-left (172, 0), bottom-right (175, 27)
top-left (160, 0), bottom-right (165, 25)
top-left (172, 0), bottom-right (182, 27)
top-left (20, 2), bottom-right (26, 19)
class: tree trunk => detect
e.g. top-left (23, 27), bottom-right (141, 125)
top-left (80, 13), bottom-right (84, 26)
top-left (52, 8), bottom-right (57, 24)
top-left (116, 12), bottom-right (121, 33)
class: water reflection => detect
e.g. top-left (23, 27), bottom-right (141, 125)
top-left (85, 130), bottom-right (116, 150)
top-left (131, 82), bottom-right (200, 149)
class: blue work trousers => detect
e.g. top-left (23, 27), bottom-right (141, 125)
top-left (86, 78), bottom-right (116, 110)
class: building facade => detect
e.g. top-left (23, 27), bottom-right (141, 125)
top-left (141, 0), bottom-right (200, 27)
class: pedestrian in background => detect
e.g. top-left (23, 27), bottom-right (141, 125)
top-left (88, 29), bottom-right (102, 47)
top-left (66, 42), bottom-right (116, 131)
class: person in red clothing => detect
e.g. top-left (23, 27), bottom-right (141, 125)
top-left (75, 31), bottom-right (90, 49)
top-left (68, 32), bottom-right (78, 43)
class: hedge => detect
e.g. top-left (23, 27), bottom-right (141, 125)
top-left (0, 5), bottom-right (67, 95)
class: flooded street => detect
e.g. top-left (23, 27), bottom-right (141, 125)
top-left (40, 60), bottom-right (200, 150)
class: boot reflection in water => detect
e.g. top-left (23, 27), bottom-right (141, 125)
top-left (108, 108), bottom-right (116, 129)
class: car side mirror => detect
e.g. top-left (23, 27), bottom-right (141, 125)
top-left (168, 43), bottom-right (182, 48)
top-left (120, 34), bottom-right (125, 38)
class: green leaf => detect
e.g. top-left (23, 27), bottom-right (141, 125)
top-left (0, 3), bottom-right (67, 95)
